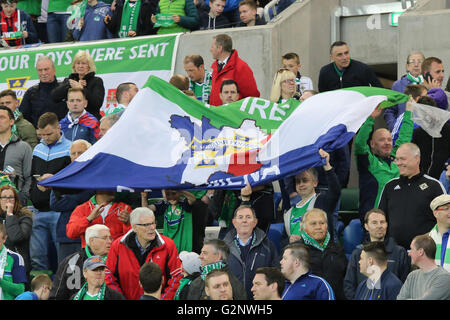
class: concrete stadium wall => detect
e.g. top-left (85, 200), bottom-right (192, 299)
top-left (397, 8), bottom-right (450, 83)
top-left (173, 0), bottom-right (339, 99)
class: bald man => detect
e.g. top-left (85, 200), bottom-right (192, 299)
top-left (353, 102), bottom-right (414, 222)
top-left (378, 143), bottom-right (445, 249)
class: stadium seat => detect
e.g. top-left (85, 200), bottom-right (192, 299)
top-left (342, 219), bottom-right (363, 259)
top-left (338, 187), bottom-right (360, 226)
top-left (267, 222), bottom-right (284, 254)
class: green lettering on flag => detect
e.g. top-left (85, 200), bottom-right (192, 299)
top-left (145, 75), bottom-right (302, 133)
top-left (0, 34), bottom-right (179, 114)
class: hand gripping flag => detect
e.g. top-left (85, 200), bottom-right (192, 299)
top-left (40, 76), bottom-right (409, 192)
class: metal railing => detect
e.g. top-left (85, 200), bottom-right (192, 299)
top-left (263, 0), bottom-right (305, 23)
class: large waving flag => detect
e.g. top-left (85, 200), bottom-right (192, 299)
top-left (40, 76), bottom-right (408, 191)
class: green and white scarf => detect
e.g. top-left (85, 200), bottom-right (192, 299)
top-left (300, 229), bottom-right (330, 252)
top-left (173, 277), bottom-right (192, 300)
top-left (200, 261), bottom-right (226, 280)
top-left (10, 109), bottom-right (21, 138)
top-left (406, 72), bottom-right (424, 84)
top-left (119, 0), bottom-right (141, 38)
top-left (0, 245), bottom-right (7, 300)
top-left (189, 71), bottom-right (212, 103)
top-left (73, 282), bottom-right (106, 300)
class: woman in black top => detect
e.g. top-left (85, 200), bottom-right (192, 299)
top-left (52, 50), bottom-right (105, 120)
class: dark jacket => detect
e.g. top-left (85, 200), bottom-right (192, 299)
top-left (19, 79), bottom-right (68, 127)
top-left (198, 3), bottom-right (232, 30)
top-left (282, 270), bottom-right (335, 300)
top-left (223, 227), bottom-right (280, 299)
top-left (208, 185), bottom-right (274, 234)
top-left (186, 265), bottom-right (247, 300)
top-left (0, 208), bottom-right (33, 274)
top-left (49, 247), bottom-right (89, 300)
top-left (237, 15), bottom-right (266, 27)
top-left (70, 285), bottom-right (127, 300)
top-left (354, 269), bottom-right (403, 300)
top-left (106, 0), bottom-right (158, 36)
top-left (50, 188), bottom-right (95, 244)
top-left (343, 237), bottom-right (411, 300)
top-left (51, 72), bottom-right (105, 121)
top-left (14, 113), bottom-right (38, 149)
top-left (318, 59), bottom-right (383, 92)
top-left (412, 123), bottom-right (450, 180)
top-left (295, 238), bottom-right (348, 300)
top-left (377, 172), bottom-right (446, 249)
top-left (175, 272), bottom-right (200, 300)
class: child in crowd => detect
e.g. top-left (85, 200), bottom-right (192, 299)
top-left (173, 251), bottom-right (202, 300)
top-left (198, 0), bottom-right (230, 30)
top-left (281, 52), bottom-right (314, 94)
top-left (237, 0), bottom-right (265, 27)
top-left (59, 88), bottom-right (100, 145)
top-left (141, 190), bottom-right (196, 253)
top-left (0, 0), bottom-right (38, 47)
top-left (15, 274), bottom-right (52, 300)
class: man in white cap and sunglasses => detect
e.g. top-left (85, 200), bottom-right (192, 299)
top-left (428, 194), bottom-right (450, 272)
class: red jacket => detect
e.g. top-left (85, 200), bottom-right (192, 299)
top-left (66, 199), bottom-right (131, 247)
top-left (105, 230), bottom-right (182, 300)
top-left (209, 49), bottom-right (260, 106)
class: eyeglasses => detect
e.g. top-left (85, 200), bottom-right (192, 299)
top-left (135, 222), bottom-right (156, 228)
top-left (435, 206), bottom-right (450, 211)
top-left (94, 236), bottom-right (114, 241)
top-left (282, 79), bottom-right (296, 84)
top-left (0, 196), bottom-right (14, 200)
top-left (407, 60), bottom-right (423, 65)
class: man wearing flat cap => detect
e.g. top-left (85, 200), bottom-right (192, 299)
top-left (71, 256), bottom-right (125, 300)
top-left (428, 194), bottom-right (450, 272)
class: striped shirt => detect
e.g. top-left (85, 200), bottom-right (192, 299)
top-left (429, 225), bottom-right (450, 272)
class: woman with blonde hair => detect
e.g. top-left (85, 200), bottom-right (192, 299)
top-left (269, 68), bottom-right (300, 103)
top-left (52, 50), bottom-right (105, 120)
top-left (0, 185), bottom-right (33, 276)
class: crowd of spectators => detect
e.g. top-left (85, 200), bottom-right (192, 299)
top-left (0, 0), bottom-right (282, 49)
top-left (0, 0), bottom-right (449, 302)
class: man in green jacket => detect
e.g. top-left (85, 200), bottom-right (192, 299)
top-left (0, 90), bottom-right (38, 149)
top-left (151, 0), bottom-right (199, 34)
top-left (354, 100), bottom-right (414, 222)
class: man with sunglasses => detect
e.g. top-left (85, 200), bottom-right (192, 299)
top-left (429, 194), bottom-right (450, 272)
